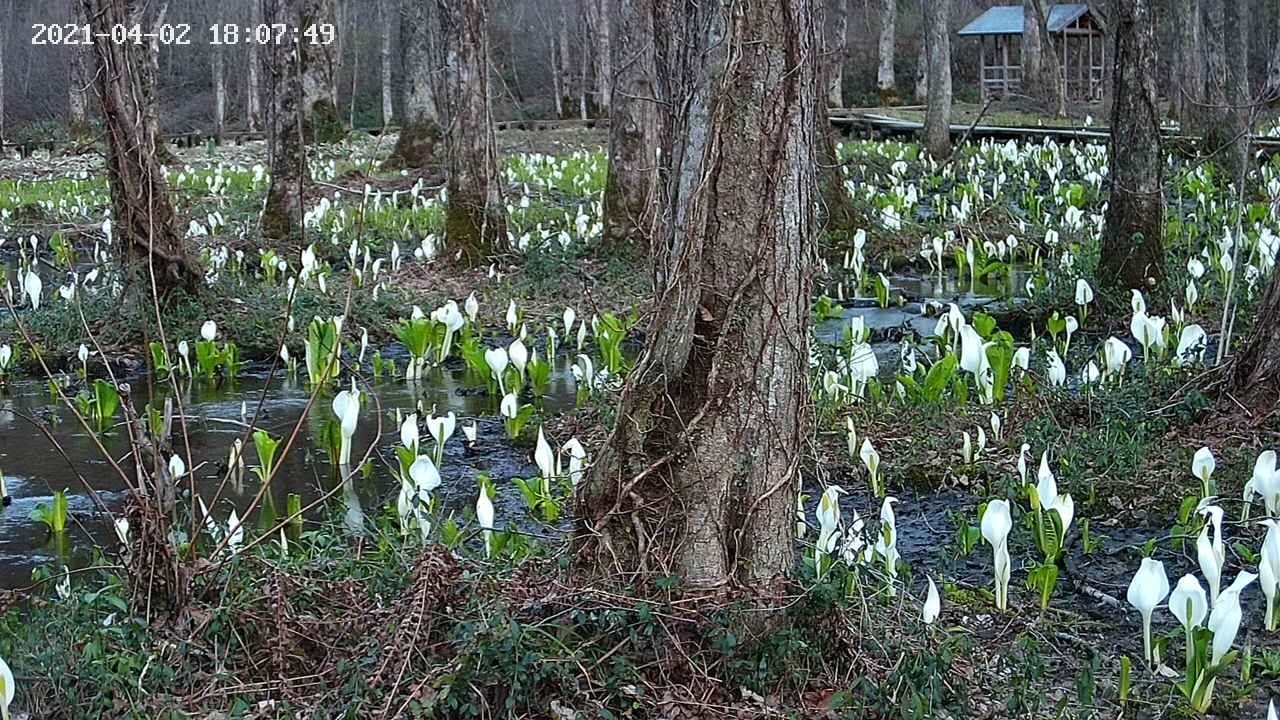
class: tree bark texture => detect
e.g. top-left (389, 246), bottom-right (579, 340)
top-left (923, 0), bottom-right (952, 158)
top-left (1029, 0), bottom-right (1064, 115)
top-left (574, 0), bottom-right (816, 589)
top-left (380, 0), bottom-right (395, 125)
top-left (1176, 0), bottom-right (1203, 118)
top-left (826, 0), bottom-right (848, 107)
top-left (80, 0), bottom-right (203, 296)
top-left (1021, 0), bottom-right (1044, 99)
top-left (876, 0), bottom-right (896, 98)
top-left (601, 0), bottom-right (660, 251)
top-left (1230, 266), bottom-right (1280, 406)
top-left (212, 44), bottom-right (226, 136)
top-left (302, 0), bottom-right (342, 142)
top-left (1221, 0), bottom-right (1249, 181)
top-left (388, 0), bottom-right (446, 168)
top-left (247, 0), bottom-right (264, 132)
top-left (262, 0), bottom-right (308, 243)
top-left (584, 0), bottom-right (613, 113)
top-left (69, 0), bottom-right (91, 137)
top-left (1099, 0), bottom-right (1164, 294)
top-left (914, 30), bottom-right (927, 102)
top-left (1199, 0), bottom-right (1229, 148)
top-left (444, 0), bottom-right (507, 266)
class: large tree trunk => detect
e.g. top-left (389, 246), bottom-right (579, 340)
top-left (444, 0), bottom-right (507, 266)
top-left (601, 0), bottom-right (660, 252)
top-left (1230, 269), bottom-right (1280, 406)
top-left (876, 0), bottom-right (896, 100)
top-left (574, 0), bottom-right (816, 589)
top-left (827, 0), bottom-right (848, 108)
top-left (1098, 0), bottom-right (1164, 294)
top-left (1176, 0), bottom-right (1204, 119)
top-left (261, 0), bottom-right (308, 243)
top-left (558, 4), bottom-right (574, 118)
top-left (302, 0), bottom-right (342, 142)
top-left (923, 0), bottom-right (952, 158)
top-left (247, 0), bottom-right (264, 132)
top-left (81, 0), bottom-right (203, 296)
top-left (380, 0), bottom-right (395, 125)
top-left (387, 0), bottom-right (445, 168)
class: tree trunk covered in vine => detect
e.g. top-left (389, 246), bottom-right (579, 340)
top-left (387, 0), bottom-right (446, 169)
top-left (601, 0), bottom-right (660, 252)
top-left (261, 0), bottom-right (308, 243)
top-left (81, 0), bottom-right (203, 296)
top-left (923, 0), bottom-right (951, 158)
top-left (444, 0), bottom-right (507, 266)
top-left (574, 0), bottom-right (816, 589)
top-left (1099, 0), bottom-right (1164, 294)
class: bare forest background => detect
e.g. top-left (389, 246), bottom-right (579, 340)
top-left (3, 0), bottom-right (1280, 143)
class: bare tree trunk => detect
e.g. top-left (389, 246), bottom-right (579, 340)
top-left (212, 44), bottom-right (227, 137)
top-left (827, 0), bottom-right (848, 107)
top-left (81, 0), bottom-right (203, 296)
top-left (1176, 0), bottom-right (1204, 118)
top-left (69, 0), bottom-right (91, 138)
top-left (347, 15), bottom-right (359, 128)
top-left (914, 32), bottom-right (927, 102)
top-left (584, 0), bottom-right (612, 113)
top-left (380, 0), bottom-right (395, 125)
top-left (1230, 268), bottom-right (1280, 406)
top-left (579, 12), bottom-right (591, 119)
top-left (877, 0), bottom-right (896, 99)
top-left (1029, 0), bottom-right (1064, 115)
top-left (1222, 0), bottom-right (1250, 180)
top-left (262, 0), bottom-right (308, 243)
top-left (558, 4), bottom-right (573, 117)
top-left (1099, 0), bottom-right (1164, 294)
top-left (387, 0), bottom-right (445, 168)
top-left (247, 0), bottom-right (264, 131)
top-left (574, 0), bottom-right (815, 589)
top-left (1267, 2), bottom-right (1280, 102)
top-left (444, 0), bottom-right (507, 266)
top-left (0, 3), bottom-right (10, 143)
top-left (302, 0), bottom-right (342, 142)
top-left (1200, 0), bottom-right (1229, 141)
top-left (923, 0), bottom-right (952, 157)
top-left (601, 0), bottom-right (660, 252)
top-left (1022, 0), bottom-right (1044, 98)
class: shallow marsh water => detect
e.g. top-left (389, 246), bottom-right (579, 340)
top-left (0, 353), bottom-right (580, 587)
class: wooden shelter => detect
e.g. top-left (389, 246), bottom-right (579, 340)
top-left (958, 4), bottom-right (1106, 101)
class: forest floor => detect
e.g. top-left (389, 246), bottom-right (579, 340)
top-left (0, 128), bottom-right (1278, 719)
